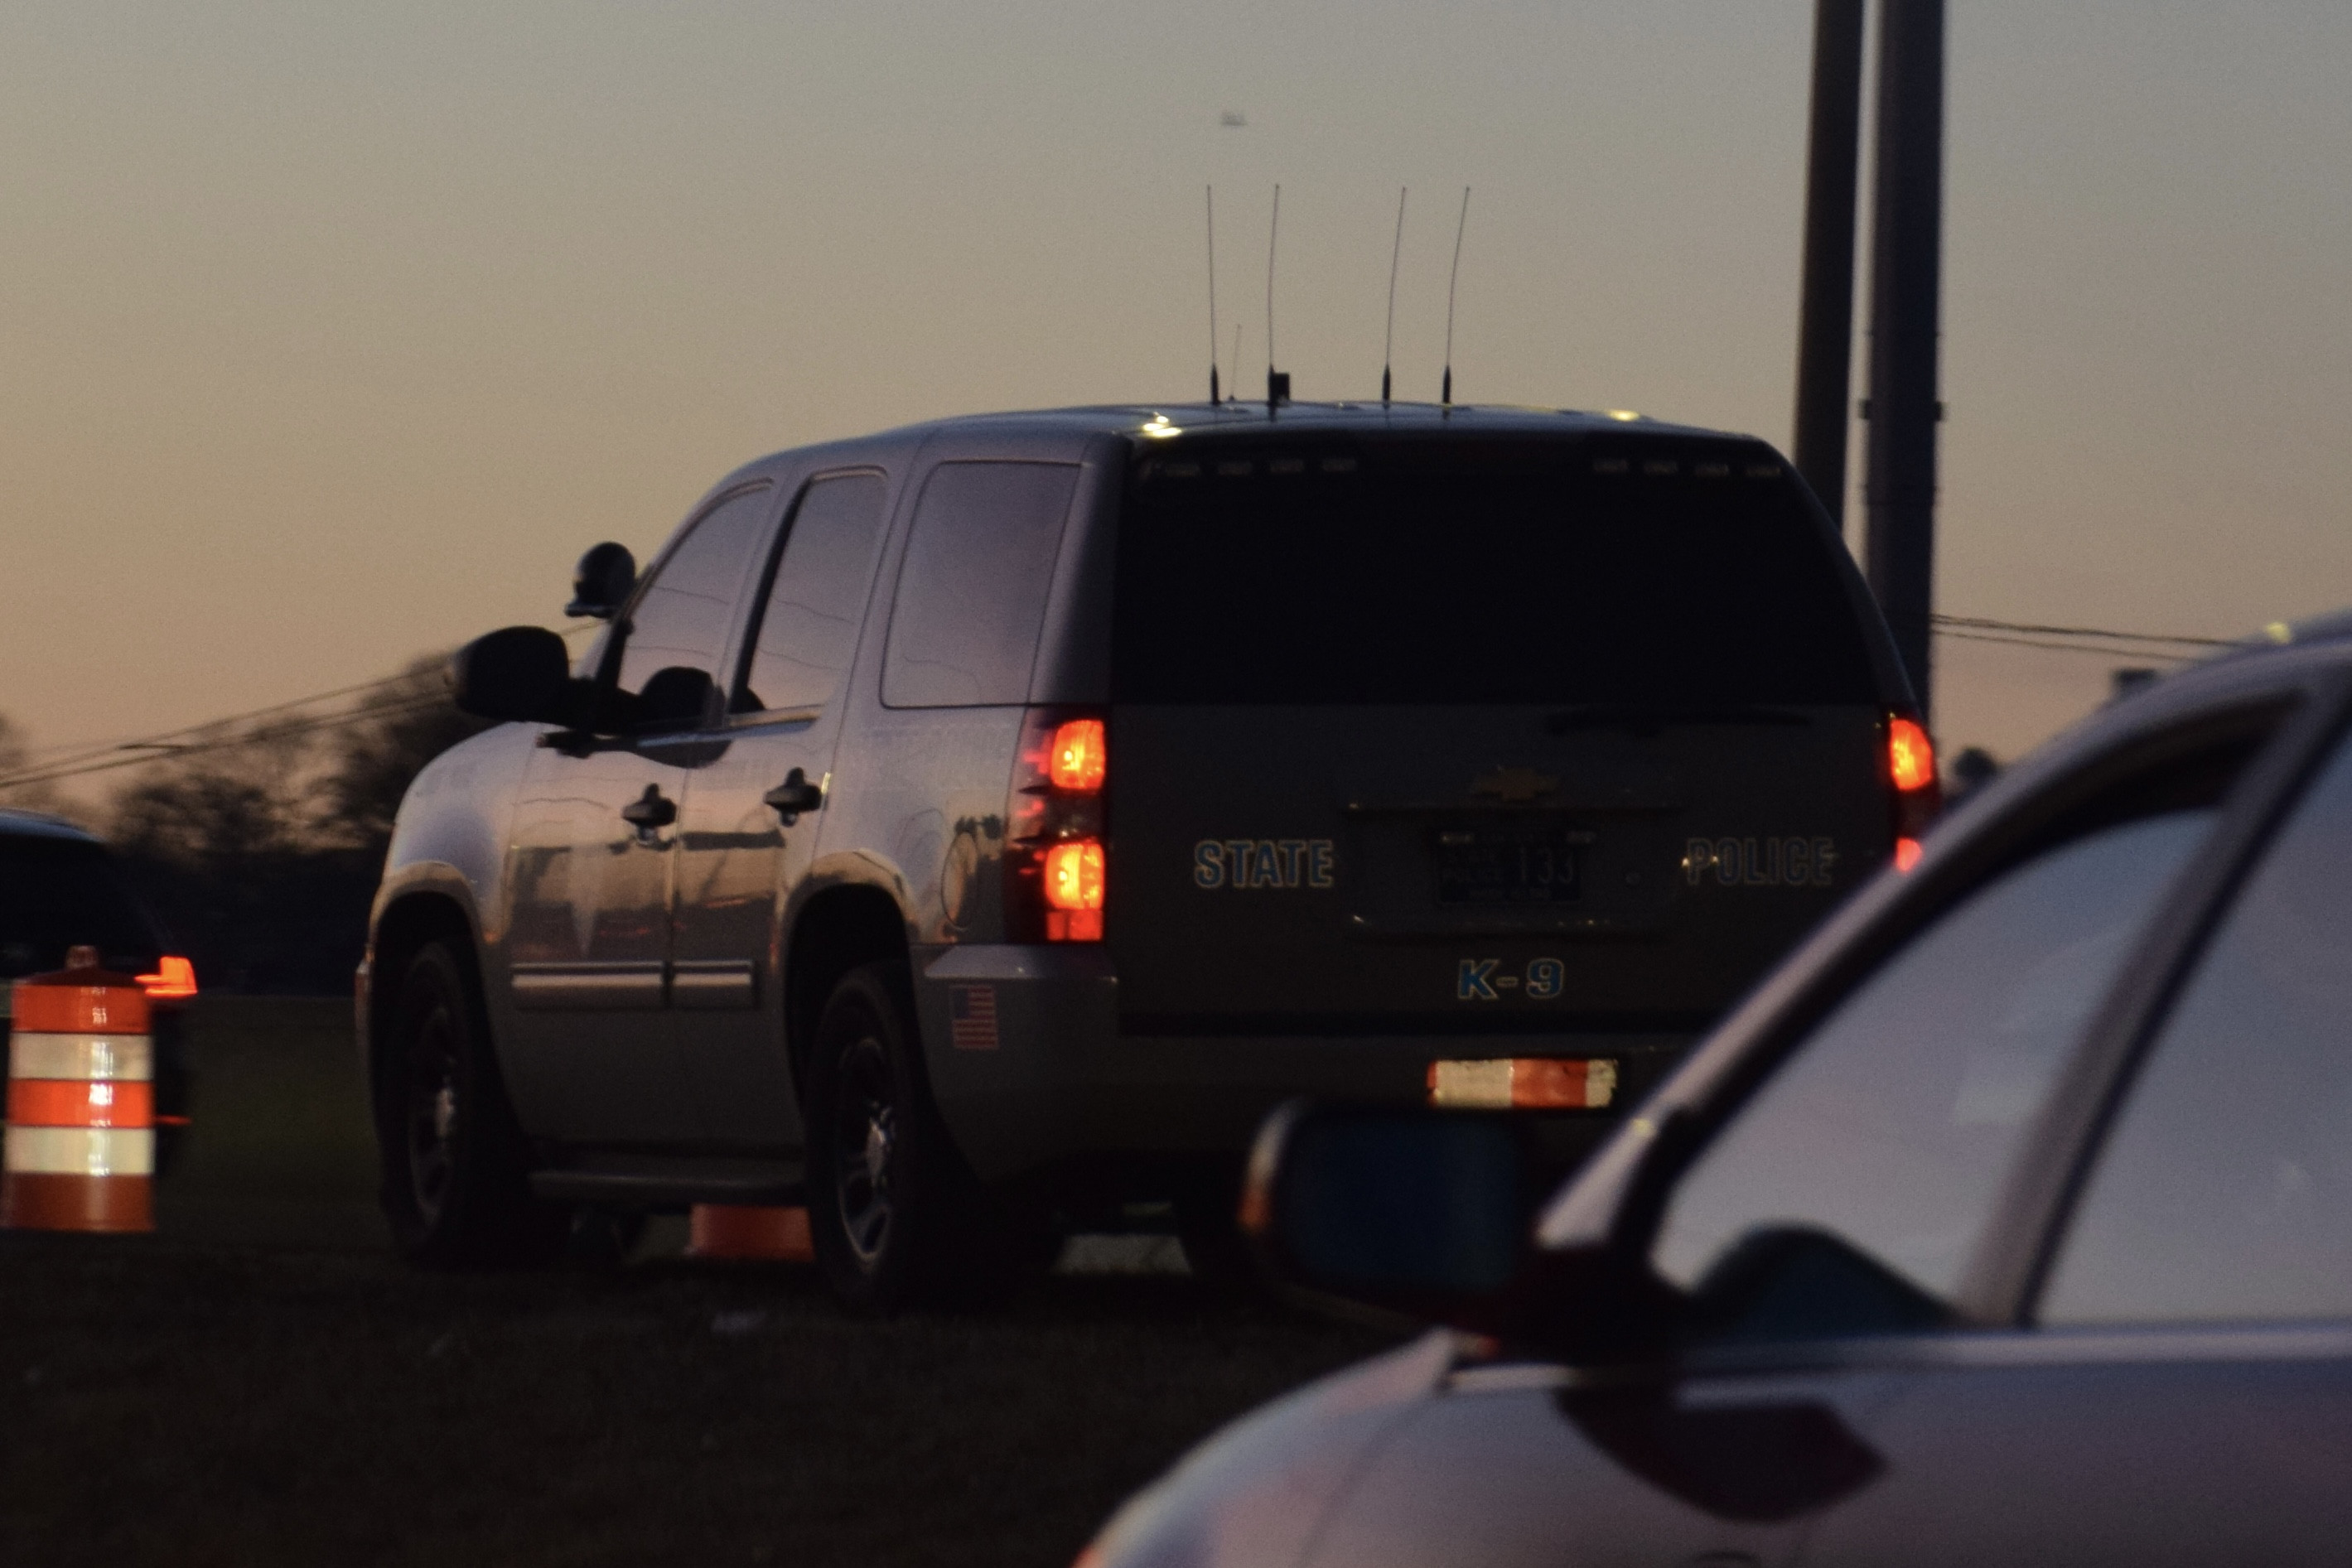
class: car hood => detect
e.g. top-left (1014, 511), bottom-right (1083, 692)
top-left (1081, 1329), bottom-right (1459, 1568)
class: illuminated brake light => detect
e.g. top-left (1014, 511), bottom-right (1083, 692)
top-left (1047, 719), bottom-right (1108, 793)
top-left (1044, 840), bottom-right (1104, 909)
top-left (1007, 710), bottom-right (1108, 943)
top-left (1888, 716), bottom-right (1936, 794)
top-left (1042, 842), bottom-right (1104, 938)
top-left (137, 955), bottom-right (198, 1001)
top-left (1893, 837), bottom-right (1924, 873)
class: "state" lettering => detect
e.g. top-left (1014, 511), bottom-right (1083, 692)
top-left (1193, 837), bottom-right (1336, 890)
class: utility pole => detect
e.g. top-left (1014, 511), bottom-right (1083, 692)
top-left (1862, 0), bottom-right (1947, 716)
top-left (1791, 0), bottom-right (1867, 525)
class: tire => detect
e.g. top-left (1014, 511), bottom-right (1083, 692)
top-left (806, 961), bottom-right (974, 1313)
top-left (374, 940), bottom-right (567, 1267)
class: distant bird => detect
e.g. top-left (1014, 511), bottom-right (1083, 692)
top-left (1219, 110), bottom-right (1246, 128)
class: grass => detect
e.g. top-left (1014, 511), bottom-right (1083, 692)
top-left (1, 1000), bottom-right (1398, 1568)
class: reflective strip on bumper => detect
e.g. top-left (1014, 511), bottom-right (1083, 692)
top-left (1427, 1057), bottom-right (1619, 1111)
top-left (7, 1034), bottom-right (154, 1082)
top-left (4, 1125), bottom-right (156, 1176)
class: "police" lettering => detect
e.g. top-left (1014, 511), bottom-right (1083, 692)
top-left (1193, 838), bottom-right (1335, 890)
top-left (1682, 837), bottom-right (1838, 888)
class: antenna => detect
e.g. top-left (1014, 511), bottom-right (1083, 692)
top-left (1205, 186), bottom-right (1219, 404)
top-left (1383, 186), bottom-right (1407, 405)
top-left (1265, 185), bottom-right (1288, 408)
top-left (1230, 321), bottom-right (1244, 401)
top-left (1442, 186), bottom-right (1471, 408)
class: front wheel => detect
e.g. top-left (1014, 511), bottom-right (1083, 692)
top-left (374, 940), bottom-right (567, 1267)
top-left (805, 961), bottom-right (972, 1313)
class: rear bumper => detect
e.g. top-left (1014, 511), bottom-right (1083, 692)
top-left (912, 943), bottom-right (1696, 1186)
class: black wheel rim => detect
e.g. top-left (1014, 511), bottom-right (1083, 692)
top-left (404, 999), bottom-right (459, 1222)
top-left (830, 1034), bottom-right (897, 1268)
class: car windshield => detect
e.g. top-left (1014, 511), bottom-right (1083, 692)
top-left (1114, 437), bottom-right (1880, 707)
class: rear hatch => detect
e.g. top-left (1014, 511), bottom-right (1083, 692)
top-left (1108, 431), bottom-right (1896, 1037)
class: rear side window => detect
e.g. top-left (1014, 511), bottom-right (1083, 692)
top-left (1115, 440), bottom-right (1877, 706)
top-left (737, 472), bottom-right (889, 714)
top-left (0, 836), bottom-right (161, 981)
top-left (883, 462), bottom-right (1079, 708)
top-left (2043, 734), bottom-right (2352, 1325)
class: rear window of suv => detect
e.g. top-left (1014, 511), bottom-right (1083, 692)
top-left (0, 833), bottom-right (161, 981)
top-left (1114, 437), bottom-right (1879, 706)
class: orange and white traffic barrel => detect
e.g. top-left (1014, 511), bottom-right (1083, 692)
top-left (2, 945), bottom-right (155, 1233)
top-left (688, 1204), bottom-right (814, 1262)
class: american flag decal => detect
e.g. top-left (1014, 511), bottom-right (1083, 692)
top-left (949, 984), bottom-right (1000, 1051)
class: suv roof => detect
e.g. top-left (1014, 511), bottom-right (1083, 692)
top-left (737, 400), bottom-right (1738, 470)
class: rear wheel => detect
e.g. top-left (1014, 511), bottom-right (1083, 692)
top-left (375, 940), bottom-right (566, 1266)
top-left (806, 961), bottom-right (974, 1313)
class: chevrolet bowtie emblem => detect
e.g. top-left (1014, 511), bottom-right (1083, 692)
top-left (1471, 767), bottom-right (1561, 803)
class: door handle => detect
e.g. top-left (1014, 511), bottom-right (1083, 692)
top-left (763, 768), bottom-right (824, 823)
top-left (621, 783), bottom-right (678, 842)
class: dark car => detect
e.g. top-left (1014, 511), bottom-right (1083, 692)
top-left (1083, 610), bottom-right (2352, 1566)
top-left (1, 810), bottom-right (198, 1162)
top-left (362, 400), bottom-right (1927, 1309)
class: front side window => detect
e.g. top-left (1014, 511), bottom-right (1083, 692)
top-left (737, 473), bottom-right (888, 715)
top-left (2043, 735), bottom-right (2352, 1325)
top-left (1650, 808), bottom-right (2220, 1340)
top-left (882, 462), bottom-right (1079, 708)
top-left (614, 485), bottom-right (774, 727)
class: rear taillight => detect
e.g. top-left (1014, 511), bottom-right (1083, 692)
top-left (1886, 714), bottom-right (1941, 864)
top-left (137, 955), bottom-right (198, 1001)
top-left (1007, 711), bottom-right (1107, 942)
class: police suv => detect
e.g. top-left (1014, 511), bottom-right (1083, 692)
top-left (360, 401), bottom-right (1929, 1309)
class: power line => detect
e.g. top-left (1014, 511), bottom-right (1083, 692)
top-left (7, 668), bottom-right (432, 776)
top-left (1, 624), bottom-right (599, 787)
top-left (1929, 613), bottom-right (2235, 649)
top-left (0, 689), bottom-right (454, 794)
top-left (1934, 627), bottom-right (2198, 663)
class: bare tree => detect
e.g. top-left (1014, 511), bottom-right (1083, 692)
top-left (0, 713), bottom-right (68, 815)
top-left (319, 654), bottom-right (491, 859)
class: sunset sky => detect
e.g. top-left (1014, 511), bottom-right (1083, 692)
top-left (5, 1), bottom-right (2349, 798)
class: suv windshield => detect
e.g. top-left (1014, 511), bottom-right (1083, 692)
top-left (1115, 437), bottom-right (1879, 707)
top-left (0, 833), bottom-right (162, 980)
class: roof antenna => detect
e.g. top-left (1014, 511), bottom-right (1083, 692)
top-left (1265, 184), bottom-right (1289, 410)
top-left (1230, 321), bottom-right (1244, 402)
top-left (1442, 186), bottom-right (1471, 408)
top-left (1205, 186), bottom-right (1220, 404)
top-left (1383, 186), bottom-right (1407, 406)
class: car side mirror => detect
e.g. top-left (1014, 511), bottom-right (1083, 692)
top-left (450, 626), bottom-right (577, 725)
top-left (1241, 1099), bottom-right (1685, 1353)
top-left (1241, 1101), bottom-right (1537, 1324)
top-left (634, 665), bottom-right (717, 732)
top-left (566, 542), bottom-right (636, 620)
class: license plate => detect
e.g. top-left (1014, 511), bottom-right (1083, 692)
top-left (1435, 827), bottom-right (1586, 905)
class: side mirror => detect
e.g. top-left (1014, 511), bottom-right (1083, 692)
top-left (1241, 1099), bottom-right (1685, 1353)
top-left (566, 542), bottom-right (636, 620)
top-left (1241, 1101), bottom-right (1536, 1325)
top-left (633, 665), bottom-right (717, 732)
top-left (450, 626), bottom-right (575, 724)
